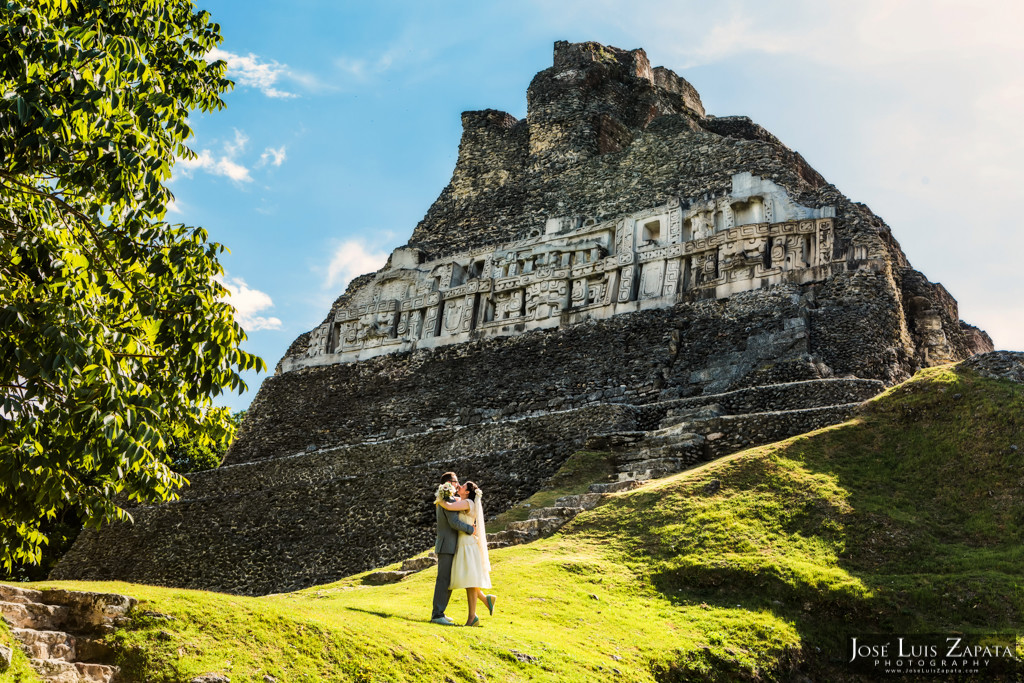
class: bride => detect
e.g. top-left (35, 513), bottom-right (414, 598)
top-left (437, 481), bottom-right (497, 626)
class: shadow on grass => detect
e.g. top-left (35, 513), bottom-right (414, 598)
top-left (344, 606), bottom-right (423, 624)
top-left (581, 368), bottom-right (1024, 680)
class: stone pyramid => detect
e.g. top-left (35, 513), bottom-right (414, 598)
top-left (53, 41), bottom-right (991, 594)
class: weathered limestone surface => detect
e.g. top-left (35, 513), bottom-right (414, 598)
top-left (54, 41), bottom-right (992, 595)
top-left (289, 172), bottom-right (839, 371)
top-left (959, 350), bottom-right (1024, 384)
top-left (0, 583), bottom-right (131, 683)
top-left (55, 405), bottom-right (639, 594)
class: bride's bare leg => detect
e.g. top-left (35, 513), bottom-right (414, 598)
top-left (466, 588), bottom-right (478, 625)
top-left (478, 588), bottom-right (497, 615)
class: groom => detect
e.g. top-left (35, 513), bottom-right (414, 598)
top-left (431, 471), bottom-right (475, 625)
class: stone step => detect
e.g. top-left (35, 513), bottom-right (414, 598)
top-left (633, 431), bottom-right (704, 450)
top-left (617, 466), bottom-right (681, 483)
top-left (658, 403), bottom-right (860, 448)
top-left (589, 479), bottom-right (642, 494)
top-left (488, 541), bottom-right (516, 550)
top-left (400, 556), bottom-right (437, 572)
top-left (615, 440), bottom-right (703, 464)
top-left (505, 517), bottom-right (566, 537)
top-left (617, 465), bottom-right (681, 481)
top-left (29, 658), bottom-right (81, 683)
top-left (583, 431), bottom-right (647, 451)
top-left (650, 377), bottom-right (884, 424)
top-left (616, 456), bottom-right (686, 474)
top-left (486, 529), bottom-right (530, 546)
top-left (364, 570), bottom-right (413, 585)
top-left (75, 661), bottom-right (119, 683)
top-left (0, 584), bottom-right (43, 605)
top-left (554, 493), bottom-right (605, 510)
top-left (0, 601), bottom-right (69, 630)
top-left (12, 628), bottom-right (75, 661)
top-left (527, 506), bottom-right (583, 521)
top-left (662, 403), bottom-right (724, 423)
top-left (39, 589), bottom-right (136, 631)
top-left (659, 413), bottom-right (715, 430)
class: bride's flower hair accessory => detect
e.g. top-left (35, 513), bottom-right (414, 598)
top-left (435, 481), bottom-right (458, 504)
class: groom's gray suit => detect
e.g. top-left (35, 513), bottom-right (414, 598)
top-left (432, 499), bottom-right (474, 621)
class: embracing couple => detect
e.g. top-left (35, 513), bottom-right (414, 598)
top-left (430, 472), bottom-right (497, 626)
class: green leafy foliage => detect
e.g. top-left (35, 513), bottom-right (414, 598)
top-left (1, 410), bottom-right (246, 582)
top-left (165, 409), bottom-right (245, 474)
top-left (0, 0), bottom-right (264, 572)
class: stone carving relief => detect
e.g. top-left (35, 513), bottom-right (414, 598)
top-left (692, 250), bottom-right (719, 287)
top-left (618, 265), bottom-right (637, 303)
top-left (306, 323), bottom-right (331, 358)
top-left (442, 299), bottom-right (464, 335)
top-left (495, 288), bottom-right (524, 321)
top-left (663, 260), bottom-right (682, 298)
top-left (817, 220), bottom-right (834, 265)
top-left (639, 261), bottom-right (665, 300)
top-left (285, 173), bottom-right (848, 371)
top-left (571, 279), bottom-right (585, 305)
top-left (423, 301), bottom-right (441, 339)
top-left (525, 280), bottom-right (569, 320)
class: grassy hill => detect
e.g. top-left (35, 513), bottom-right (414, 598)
top-left (3, 363), bottom-right (1022, 681)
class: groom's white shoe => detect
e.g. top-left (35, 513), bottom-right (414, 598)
top-left (430, 615), bottom-right (456, 625)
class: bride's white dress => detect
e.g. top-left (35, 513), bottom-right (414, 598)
top-left (449, 499), bottom-right (491, 590)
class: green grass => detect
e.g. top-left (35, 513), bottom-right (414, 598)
top-left (3, 364), bottom-right (1023, 681)
top-left (486, 449), bottom-right (617, 532)
top-left (1, 619), bottom-right (38, 681)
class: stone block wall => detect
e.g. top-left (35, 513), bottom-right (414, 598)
top-left (53, 40), bottom-right (991, 595)
top-left (229, 280), bottom-right (878, 466)
top-left (53, 405), bottom-right (637, 595)
top-left (630, 377), bottom-right (885, 430)
top-left (228, 306), bottom-right (676, 465)
top-left (678, 403), bottom-right (863, 458)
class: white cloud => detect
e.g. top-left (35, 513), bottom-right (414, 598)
top-left (207, 47), bottom-right (299, 98)
top-left (258, 145), bottom-right (287, 167)
top-left (174, 129), bottom-right (280, 184)
top-left (174, 134), bottom-right (289, 183)
top-left (165, 198), bottom-right (182, 214)
top-left (335, 50), bottom-right (397, 80)
top-left (224, 128), bottom-right (249, 157)
top-left (324, 240), bottom-right (389, 291)
top-left (175, 148), bottom-right (252, 183)
top-left (216, 275), bottom-right (282, 331)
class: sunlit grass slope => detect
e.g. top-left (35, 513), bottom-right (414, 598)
top-left (4, 364), bottom-right (1022, 681)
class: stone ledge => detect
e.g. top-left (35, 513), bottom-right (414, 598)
top-left (959, 351), bottom-right (1024, 384)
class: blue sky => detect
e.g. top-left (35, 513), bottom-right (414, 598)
top-left (168, 1), bottom-right (1024, 411)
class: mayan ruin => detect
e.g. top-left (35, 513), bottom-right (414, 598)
top-left (53, 40), bottom-right (993, 596)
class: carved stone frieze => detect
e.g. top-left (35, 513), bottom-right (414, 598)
top-left (283, 173), bottom-right (846, 371)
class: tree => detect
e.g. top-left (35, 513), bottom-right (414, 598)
top-left (1, 409), bottom-right (247, 581)
top-left (0, 0), bottom-right (264, 572)
top-left (165, 409), bottom-right (245, 474)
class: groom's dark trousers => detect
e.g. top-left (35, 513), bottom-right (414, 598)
top-left (432, 501), bottom-right (474, 620)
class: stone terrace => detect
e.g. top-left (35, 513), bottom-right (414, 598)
top-left (54, 378), bottom-right (882, 595)
top-left (53, 40), bottom-right (991, 594)
top-left (0, 583), bottom-right (134, 683)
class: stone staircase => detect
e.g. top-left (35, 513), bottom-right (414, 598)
top-left (495, 491), bottom-right (607, 545)
top-left (364, 555), bottom-right (440, 585)
top-left (0, 583), bottom-right (135, 682)
top-left (490, 378), bottom-right (883, 540)
top-left (364, 377), bottom-right (883, 584)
